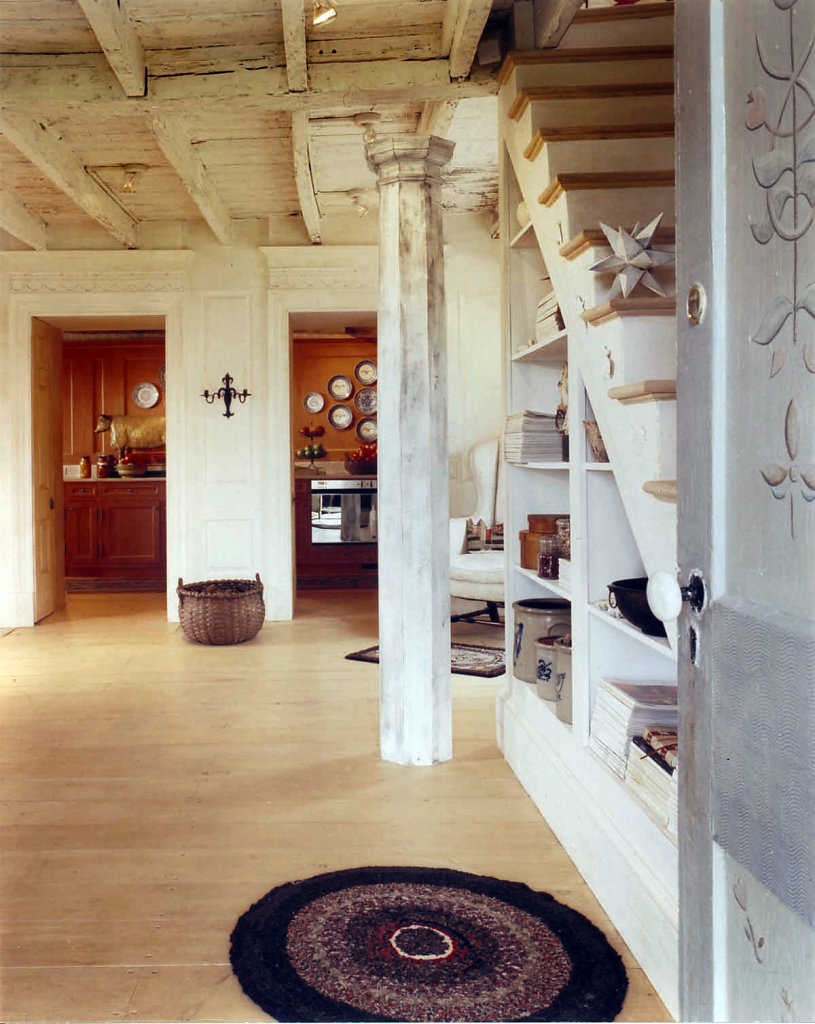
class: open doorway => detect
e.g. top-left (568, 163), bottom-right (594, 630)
top-left (289, 311), bottom-right (378, 591)
top-left (32, 314), bottom-right (167, 620)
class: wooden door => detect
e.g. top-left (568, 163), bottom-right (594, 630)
top-left (676, 3), bottom-right (815, 1019)
top-left (31, 318), bottom-right (64, 621)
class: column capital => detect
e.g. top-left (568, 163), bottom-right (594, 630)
top-left (365, 134), bottom-right (455, 187)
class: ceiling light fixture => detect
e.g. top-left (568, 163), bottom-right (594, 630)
top-left (313, 0), bottom-right (337, 26)
top-left (120, 163), bottom-right (148, 194)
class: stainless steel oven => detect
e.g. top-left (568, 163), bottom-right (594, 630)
top-left (310, 478), bottom-right (377, 544)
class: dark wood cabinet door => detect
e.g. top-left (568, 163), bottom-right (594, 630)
top-left (65, 500), bottom-right (99, 573)
top-left (101, 498), bottom-right (164, 572)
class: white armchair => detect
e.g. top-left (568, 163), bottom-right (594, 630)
top-left (450, 438), bottom-right (505, 623)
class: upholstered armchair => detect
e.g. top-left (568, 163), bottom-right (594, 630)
top-left (449, 438), bottom-right (505, 623)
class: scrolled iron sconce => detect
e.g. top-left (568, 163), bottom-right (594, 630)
top-left (201, 372), bottom-right (251, 418)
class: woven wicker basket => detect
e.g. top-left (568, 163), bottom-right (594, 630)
top-left (177, 574), bottom-right (265, 645)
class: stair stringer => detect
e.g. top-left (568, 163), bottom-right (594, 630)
top-left (500, 95), bottom-right (678, 640)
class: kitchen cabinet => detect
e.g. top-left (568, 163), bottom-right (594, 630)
top-left (64, 480), bottom-right (166, 582)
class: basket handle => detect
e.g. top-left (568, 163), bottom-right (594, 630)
top-left (177, 577), bottom-right (185, 605)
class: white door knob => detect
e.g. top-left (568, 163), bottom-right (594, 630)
top-left (647, 571), bottom-right (683, 622)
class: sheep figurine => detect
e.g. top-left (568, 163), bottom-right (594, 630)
top-left (94, 414), bottom-right (166, 455)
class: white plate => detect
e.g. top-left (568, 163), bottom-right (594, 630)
top-left (303, 391), bottom-right (325, 413)
top-left (327, 374), bottom-right (353, 400)
top-left (354, 388), bottom-right (377, 414)
top-left (357, 417), bottom-right (377, 441)
top-left (354, 359), bottom-right (377, 384)
top-left (132, 382), bottom-right (159, 409)
top-left (328, 404), bottom-right (354, 430)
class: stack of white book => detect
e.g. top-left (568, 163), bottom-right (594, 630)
top-left (504, 410), bottom-right (564, 463)
top-left (626, 734), bottom-right (678, 834)
top-left (535, 292), bottom-right (564, 341)
top-left (589, 679), bottom-right (678, 778)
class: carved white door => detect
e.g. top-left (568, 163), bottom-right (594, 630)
top-left (675, 2), bottom-right (815, 1020)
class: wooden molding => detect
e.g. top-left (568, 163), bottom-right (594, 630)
top-left (608, 380), bottom-right (677, 404)
top-left (281, 0), bottom-right (308, 92)
top-left (498, 45), bottom-right (674, 85)
top-left (291, 112), bottom-right (322, 245)
top-left (539, 170), bottom-right (675, 207)
top-left (0, 192), bottom-right (47, 250)
top-left (524, 121), bottom-right (674, 161)
top-left (74, 0), bottom-right (146, 97)
top-left (581, 295), bottom-right (676, 326)
top-left (419, 99), bottom-right (458, 138)
top-left (509, 81), bottom-right (674, 121)
top-left (447, 0), bottom-right (494, 79)
top-left (0, 112), bottom-right (137, 247)
top-left (148, 113), bottom-right (232, 244)
top-left (643, 479), bottom-right (678, 503)
top-left (559, 226), bottom-right (675, 260)
top-left (573, 2), bottom-right (675, 25)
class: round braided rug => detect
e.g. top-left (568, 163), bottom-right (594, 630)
top-left (229, 866), bottom-right (628, 1022)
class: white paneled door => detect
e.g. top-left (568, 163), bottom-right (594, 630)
top-left (676, 2), bottom-right (815, 1020)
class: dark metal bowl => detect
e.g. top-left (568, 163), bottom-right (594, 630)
top-left (608, 577), bottom-right (667, 638)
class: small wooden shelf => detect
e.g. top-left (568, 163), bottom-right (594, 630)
top-left (587, 602), bottom-right (676, 659)
top-left (512, 330), bottom-right (568, 362)
top-left (509, 219), bottom-right (535, 248)
top-left (516, 565), bottom-right (572, 600)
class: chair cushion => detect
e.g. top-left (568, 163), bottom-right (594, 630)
top-left (450, 550), bottom-right (505, 585)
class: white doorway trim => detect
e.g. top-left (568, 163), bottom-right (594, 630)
top-left (5, 257), bottom-right (186, 627)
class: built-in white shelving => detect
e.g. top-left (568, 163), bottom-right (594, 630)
top-left (512, 330), bottom-right (568, 363)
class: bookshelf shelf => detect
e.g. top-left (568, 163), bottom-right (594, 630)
top-left (587, 602), bottom-right (676, 659)
top-left (512, 330), bottom-right (568, 363)
top-left (509, 219), bottom-right (535, 248)
top-left (586, 463), bottom-right (614, 472)
top-left (586, 747), bottom-right (678, 846)
top-left (510, 460), bottom-right (569, 471)
top-left (516, 565), bottom-right (572, 601)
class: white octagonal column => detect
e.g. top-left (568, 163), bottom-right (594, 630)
top-left (366, 134), bottom-right (455, 766)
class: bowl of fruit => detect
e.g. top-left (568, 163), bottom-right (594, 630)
top-left (344, 442), bottom-right (377, 475)
top-left (295, 425), bottom-right (327, 464)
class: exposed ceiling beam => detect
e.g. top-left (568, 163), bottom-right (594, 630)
top-left (291, 112), bottom-right (322, 244)
top-left (281, 0), bottom-right (308, 92)
top-left (447, 0), bottom-right (494, 79)
top-left (75, 0), bottom-right (146, 97)
top-left (533, 0), bottom-right (584, 47)
top-left (0, 112), bottom-right (137, 246)
top-left (148, 113), bottom-right (232, 244)
top-left (418, 99), bottom-right (458, 138)
top-left (0, 191), bottom-right (47, 250)
top-left (440, 0), bottom-right (459, 56)
top-left (0, 57), bottom-right (497, 115)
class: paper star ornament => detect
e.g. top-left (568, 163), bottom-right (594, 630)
top-left (589, 214), bottom-right (675, 299)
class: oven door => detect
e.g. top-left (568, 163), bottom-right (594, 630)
top-left (310, 481), bottom-right (377, 544)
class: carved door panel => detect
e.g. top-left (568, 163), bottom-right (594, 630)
top-left (31, 317), bottom-right (64, 621)
top-left (101, 497), bottom-right (164, 574)
top-left (676, 2), bottom-right (815, 1020)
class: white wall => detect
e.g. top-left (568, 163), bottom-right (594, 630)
top-left (0, 214), bottom-right (503, 627)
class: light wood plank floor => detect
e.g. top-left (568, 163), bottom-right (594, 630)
top-left (0, 590), bottom-right (670, 1022)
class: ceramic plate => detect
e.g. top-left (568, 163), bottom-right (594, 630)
top-left (354, 388), bottom-right (377, 414)
top-left (328, 404), bottom-right (354, 430)
top-left (354, 359), bottom-right (377, 384)
top-left (357, 417), bottom-right (377, 441)
top-left (303, 391), bottom-right (325, 413)
top-left (132, 382), bottom-right (159, 409)
top-left (327, 374), bottom-right (353, 400)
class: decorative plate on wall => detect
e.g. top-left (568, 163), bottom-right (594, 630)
top-left (357, 418), bottom-right (377, 441)
top-left (132, 382), bottom-right (160, 409)
top-left (354, 360), bottom-right (377, 384)
top-left (354, 388), bottom-right (377, 414)
top-left (328, 404), bottom-right (354, 430)
top-left (303, 392), bottom-right (325, 413)
top-left (327, 375), bottom-right (353, 400)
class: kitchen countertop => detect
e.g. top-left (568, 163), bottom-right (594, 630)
top-left (294, 460), bottom-right (376, 481)
top-left (65, 475), bottom-right (166, 483)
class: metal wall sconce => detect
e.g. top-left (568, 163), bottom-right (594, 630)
top-left (201, 372), bottom-right (251, 418)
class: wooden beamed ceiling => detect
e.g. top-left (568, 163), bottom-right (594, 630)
top-left (0, 0), bottom-right (531, 250)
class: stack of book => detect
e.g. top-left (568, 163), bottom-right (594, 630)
top-left (535, 292), bottom-right (564, 341)
top-left (589, 679), bottom-right (678, 778)
top-left (504, 410), bottom-right (565, 463)
top-left (626, 732), bottom-right (678, 834)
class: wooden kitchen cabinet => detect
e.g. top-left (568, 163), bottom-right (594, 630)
top-left (64, 480), bottom-right (166, 581)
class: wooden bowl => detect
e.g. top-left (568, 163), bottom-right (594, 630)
top-left (344, 458), bottom-right (377, 475)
